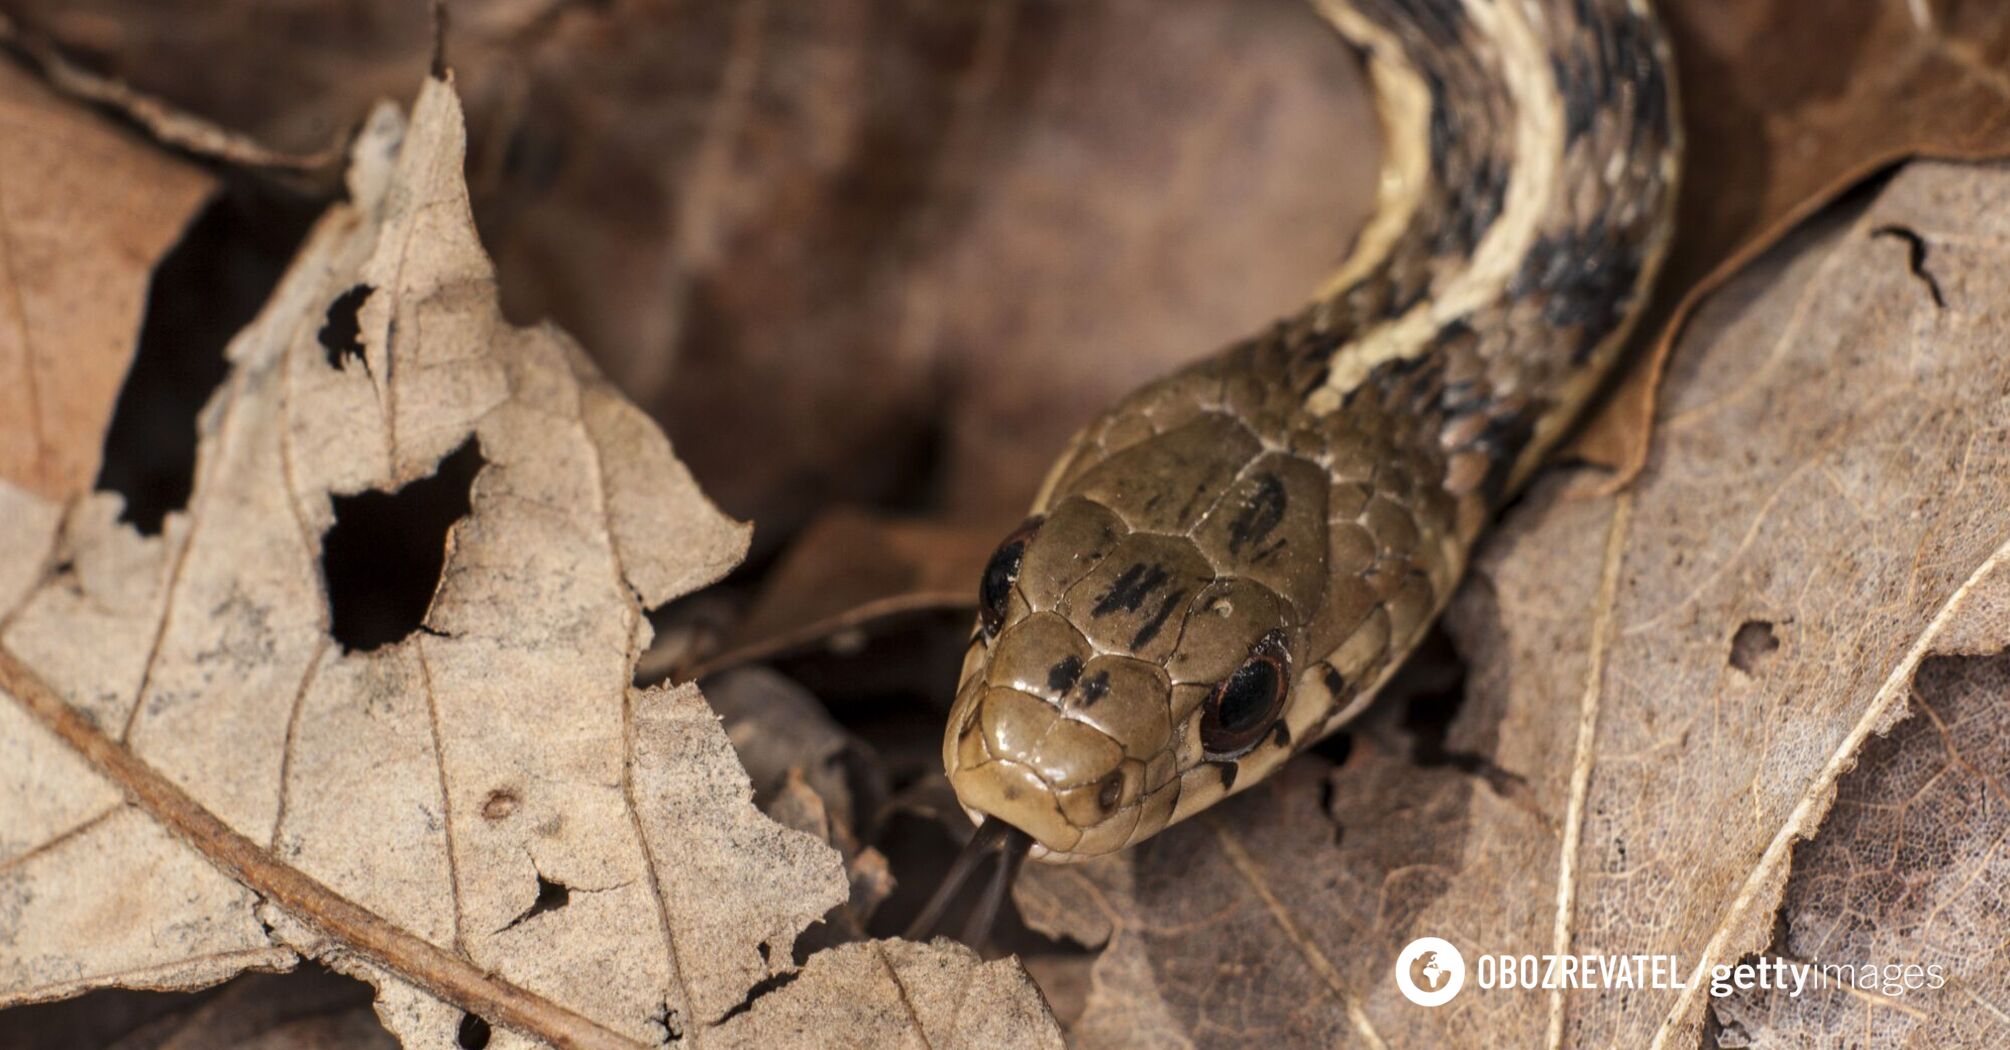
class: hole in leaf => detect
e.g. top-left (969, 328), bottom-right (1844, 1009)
top-left (322, 438), bottom-right (484, 652)
top-left (715, 970), bottom-right (799, 1025)
top-left (652, 1003), bottom-right (684, 1043)
top-left (1729, 620), bottom-right (1780, 675)
top-left (95, 185), bottom-right (317, 535)
top-left (1395, 627), bottom-right (1529, 797)
top-left (456, 1012), bottom-right (491, 1049)
top-left (318, 284), bottom-right (373, 368)
top-left (502, 875), bottom-right (571, 931)
top-left (1871, 224), bottom-right (1947, 308)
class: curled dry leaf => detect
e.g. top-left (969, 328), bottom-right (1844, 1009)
top-left (0, 59), bottom-right (213, 505)
top-left (0, 76), bottom-right (1059, 1049)
top-left (1016, 160), bottom-right (2010, 1047)
top-left (1570, 0), bottom-right (2010, 475)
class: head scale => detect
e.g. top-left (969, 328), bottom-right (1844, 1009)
top-left (943, 433), bottom-right (1333, 861)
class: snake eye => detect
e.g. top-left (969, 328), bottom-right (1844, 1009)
top-left (1200, 630), bottom-right (1291, 760)
top-left (978, 517), bottom-right (1044, 638)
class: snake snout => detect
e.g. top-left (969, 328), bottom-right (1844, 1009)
top-left (946, 682), bottom-right (1148, 859)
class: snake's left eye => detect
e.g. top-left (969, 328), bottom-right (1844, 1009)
top-left (978, 517), bottom-right (1044, 638)
top-left (1200, 630), bottom-right (1291, 759)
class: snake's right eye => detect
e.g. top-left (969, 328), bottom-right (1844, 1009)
top-left (978, 516), bottom-right (1043, 638)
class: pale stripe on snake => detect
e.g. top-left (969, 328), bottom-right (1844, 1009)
top-left (943, 0), bottom-right (1680, 862)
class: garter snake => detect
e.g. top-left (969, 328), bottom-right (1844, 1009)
top-left (938, 0), bottom-right (1680, 864)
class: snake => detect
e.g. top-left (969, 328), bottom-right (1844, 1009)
top-left (932, 0), bottom-right (1681, 875)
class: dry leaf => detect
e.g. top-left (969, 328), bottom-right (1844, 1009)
top-left (681, 510), bottom-right (996, 677)
top-left (706, 667), bottom-right (889, 841)
top-left (3, 964), bottom-right (393, 1050)
top-left (1711, 647), bottom-right (2010, 1047)
top-left (0, 58), bottom-right (213, 504)
top-left (706, 667), bottom-right (896, 934)
top-left (1570, 0), bottom-right (2010, 474)
top-left (0, 76), bottom-right (1058, 1049)
top-left (21, 0), bottom-right (2010, 537)
top-left (1017, 159), bottom-right (2010, 1047)
top-left (709, 938), bottom-right (1059, 1049)
top-left (4, 0), bottom-right (1382, 544)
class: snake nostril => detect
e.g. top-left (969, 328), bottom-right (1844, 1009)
top-left (1097, 770), bottom-right (1124, 812)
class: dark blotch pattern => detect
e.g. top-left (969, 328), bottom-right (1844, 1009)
top-left (1393, 0), bottom-right (1468, 47)
top-left (1554, 52), bottom-right (1599, 143)
top-left (1434, 157), bottom-right (1508, 257)
top-left (1047, 655), bottom-right (1084, 694)
top-left (1092, 562), bottom-right (1173, 617)
top-left (1509, 217), bottom-right (1644, 361)
top-left (1131, 587), bottom-right (1189, 650)
top-left (1226, 473), bottom-right (1289, 557)
top-left (1079, 669), bottom-right (1111, 707)
top-left (1474, 409), bottom-right (1539, 505)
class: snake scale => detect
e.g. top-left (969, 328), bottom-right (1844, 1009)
top-left (937, 0), bottom-right (1681, 866)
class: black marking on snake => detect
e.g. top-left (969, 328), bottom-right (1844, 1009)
top-left (1132, 588), bottom-right (1188, 650)
top-left (1322, 665), bottom-right (1346, 697)
top-left (1381, 272), bottom-right (1433, 321)
top-left (1287, 325), bottom-right (1347, 396)
top-left (1078, 669), bottom-right (1111, 707)
top-left (1434, 155), bottom-right (1508, 257)
top-left (1047, 655), bottom-right (1084, 694)
top-left (1175, 478), bottom-right (1217, 524)
top-left (1215, 761), bottom-right (1239, 792)
top-left (1425, 68), bottom-right (1458, 177)
top-left (1383, 0), bottom-right (1467, 48)
top-left (1226, 473), bottom-right (1289, 557)
top-left (1441, 379), bottom-right (1488, 418)
top-left (1509, 217), bottom-right (1644, 362)
top-left (1473, 409), bottom-right (1538, 505)
top-left (1554, 52), bottom-right (1598, 145)
top-left (1093, 563), bottom-right (1171, 617)
top-left (1372, 343), bottom-right (1450, 419)
top-left (1613, 12), bottom-right (1673, 147)
top-left (1271, 722), bottom-right (1292, 749)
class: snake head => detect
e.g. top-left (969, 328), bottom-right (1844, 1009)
top-left (944, 493), bottom-right (1322, 861)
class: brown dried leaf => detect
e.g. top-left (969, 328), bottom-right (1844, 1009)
top-left (8, 0), bottom-right (1381, 542)
top-left (685, 511), bottom-right (995, 676)
top-left (1571, 0), bottom-right (2010, 475)
top-left (0, 77), bottom-right (1057, 1049)
top-left (0, 58), bottom-right (213, 504)
top-left (706, 667), bottom-right (896, 934)
top-left (4, 965), bottom-right (394, 1050)
top-left (1019, 160), bottom-right (2010, 1047)
top-left (1711, 643), bottom-right (2010, 1047)
top-left (710, 938), bottom-right (1059, 1049)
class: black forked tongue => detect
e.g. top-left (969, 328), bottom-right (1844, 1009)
top-left (903, 816), bottom-right (1031, 947)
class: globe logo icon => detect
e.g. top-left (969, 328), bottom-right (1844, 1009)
top-left (1395, 937), bottom-right (1466, 1007)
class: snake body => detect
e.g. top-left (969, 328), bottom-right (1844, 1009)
top-left (943, 0), bottom-right (1680, 861)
